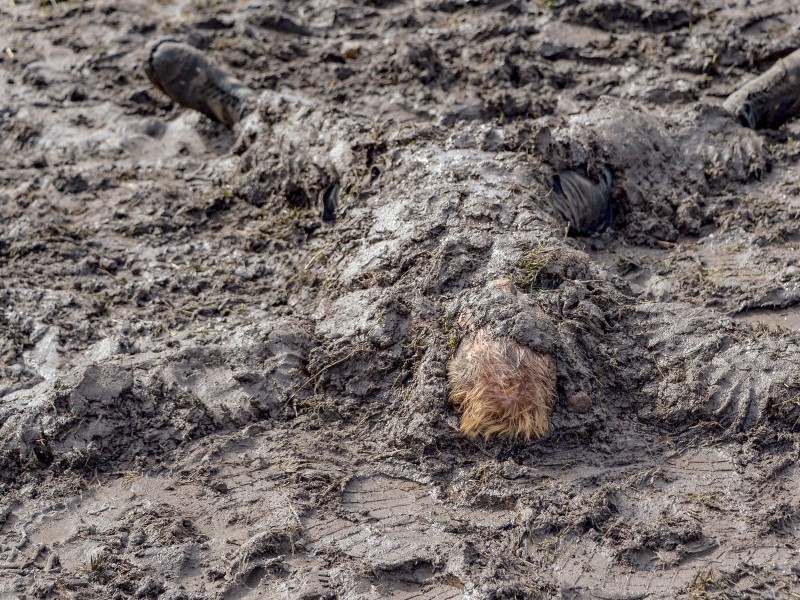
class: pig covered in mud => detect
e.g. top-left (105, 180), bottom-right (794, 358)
top-left (2, 0), bottom-right (800, 598)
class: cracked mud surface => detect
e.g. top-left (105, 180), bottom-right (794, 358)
top-left (2, 0), bottom-right (800, 598)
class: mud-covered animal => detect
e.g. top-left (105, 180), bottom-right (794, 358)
top-left (447, 279), bottom-right (557, 440)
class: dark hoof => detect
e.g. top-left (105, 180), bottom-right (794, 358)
top-left (551, 166), bottom-right (613, 236)
top-left (723, 48), bottom-right (800, 130)
top-left (144, 38), bottom-right (251, 127)
top-left (321, 183), bottom-right (339, 222)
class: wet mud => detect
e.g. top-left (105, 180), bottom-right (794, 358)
top-left (2, 0), bottom-right (800, 598)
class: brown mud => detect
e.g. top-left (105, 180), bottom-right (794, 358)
top-left (2, 0), bottom-right (800, 598)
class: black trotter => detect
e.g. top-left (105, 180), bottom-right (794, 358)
top-left (723, 48), bottom-right (800, 130)
top-left (551, 166), bottom-right (613, 236)
top-left (145, 39), bottom-right (252, 127)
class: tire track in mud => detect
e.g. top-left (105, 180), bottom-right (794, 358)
top-left (632, 301), bottom-right (800, 434)
top-left (548, 446), bottom-right (800, 596)
top-left (303, 475), bottom-right (469, 596)
top-left (590, 147), bottom-right (800, 434)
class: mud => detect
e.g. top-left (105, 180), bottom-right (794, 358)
top-left (2, 0), bottom-right (800, 598)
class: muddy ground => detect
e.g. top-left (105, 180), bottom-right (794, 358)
top-left (2, 0), bottom-right (800, 598)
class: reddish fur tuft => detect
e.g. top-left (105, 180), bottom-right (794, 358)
top-left (447, 327), bottom-right (556, 440)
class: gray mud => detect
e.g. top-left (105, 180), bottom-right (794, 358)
top-left (2, 0), bottom-right (800, 598)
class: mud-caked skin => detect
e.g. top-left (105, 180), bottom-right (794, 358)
top-left (723, 48), bottom-right (800, 130)
top-left (145, 39), bottom-right (251, 127)
top-left (551, 166), bottom-right (613, 236)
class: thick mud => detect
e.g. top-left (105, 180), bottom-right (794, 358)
top-left (2, 0), bottom-right (800, 598)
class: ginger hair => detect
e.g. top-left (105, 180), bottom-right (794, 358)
top-left (447, 327), bottom-right (556, 440)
